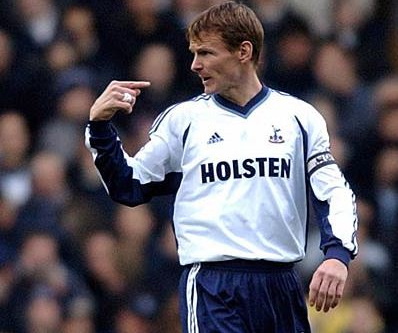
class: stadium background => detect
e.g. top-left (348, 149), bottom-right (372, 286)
top-left (0, 0), bottom-right (397, 332)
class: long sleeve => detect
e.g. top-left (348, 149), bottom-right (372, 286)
top-left (85, 120), bottom-right (182, 207)
top-left (306, 111), bottom-right (358, 266)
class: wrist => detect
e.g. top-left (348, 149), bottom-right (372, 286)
top-left (324, 245), bottom-right (352, 267)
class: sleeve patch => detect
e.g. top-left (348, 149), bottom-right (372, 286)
top-left (307, 152), bottom-right (336, 176)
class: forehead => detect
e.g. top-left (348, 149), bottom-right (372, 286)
top-left (189, 32), bottom-right (227, 51)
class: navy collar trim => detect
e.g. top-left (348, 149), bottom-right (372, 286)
top-left (212, 85), bottom-right (270, 118)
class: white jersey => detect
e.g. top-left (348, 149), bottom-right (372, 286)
top-left (86, 86), bottom-right (358, 266)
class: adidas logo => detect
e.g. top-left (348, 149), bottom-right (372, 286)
top-left (207, 132), bottom-right (224, 144)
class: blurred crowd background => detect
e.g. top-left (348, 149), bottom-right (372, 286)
top-left (0, 0), bottom-right (398, 332)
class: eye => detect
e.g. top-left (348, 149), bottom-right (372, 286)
top-left (198, 50), bottom-right (210, 56)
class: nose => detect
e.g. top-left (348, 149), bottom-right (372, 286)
top-left (190, 54), bottom-right (202, 73)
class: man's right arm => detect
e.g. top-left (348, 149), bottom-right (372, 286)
top-left (85, 80), bottom-right (179, 207)
top-left (85, 120), bottom-right (151, 206)
top-left (85, 120), bottom-right (182, 206)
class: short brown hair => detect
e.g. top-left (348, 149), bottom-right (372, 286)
top-left (186, 1), bottom-right (264, 65)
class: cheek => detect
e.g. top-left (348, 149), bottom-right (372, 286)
top-left (211, 60), bottom-right (234, 78)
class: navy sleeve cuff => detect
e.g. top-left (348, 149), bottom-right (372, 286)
top-left (88, 120), bottom-right (115, 137)
top-left (324, 245), bottom-right (352, 267)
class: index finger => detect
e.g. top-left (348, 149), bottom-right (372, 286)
top-left (125, 81), bottom-right (151, 88)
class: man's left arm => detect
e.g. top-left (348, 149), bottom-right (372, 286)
top-left (307, 155), bottom-right (358, 312)
top-left (303, 105), bottom-right (358, 312)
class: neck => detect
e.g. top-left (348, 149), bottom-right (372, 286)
top-left (222, 74), bottom-right (262, 106)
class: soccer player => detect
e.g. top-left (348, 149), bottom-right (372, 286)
top-left (85, 1), bottom-right (358, 332)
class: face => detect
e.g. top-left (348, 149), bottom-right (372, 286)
top-left (189, 32), bottom-right (242, 98)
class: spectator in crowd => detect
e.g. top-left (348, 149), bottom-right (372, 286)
top-left (262, 12), bottom-right (317, 99)
top-left (130, 42), bottom-right (189, 114)
top-left (0, 29), bottom-right (54, 137)
top-left (308, 291), bottom-right (385, 333)
top-left (331, 0), bottom-right (391, 83)
top-left (146, 222), bottom-right (183, 306)
top-left (12, 0), bottom-right (62, 52)
top-left (332, 0), bottom-right (376, 50)
top-left (25, 287), bottom-right (63, 333)
top-left (12, 231), bottom-right (94, 333)
top-left (347, 75), bottom-right (398, 204)
top-left (63, 139), bottom-right (117, 240)
top-left (97, 0), bottom-right (185, 79)
top-left (123, 111), bottom-right (155, 157)
top-left (12, 150), bottom-right (85, 274)
top-left (120, 42), bottom-right (196, 137)
top-left (389, 1), bottom-right (398, 72)
top-left (0, 241), bottom-right (16, 332)
top-left (308, 93), bottom-right (351, 170)
top-left (44, 37), bottom-right (78, 74)
top-left (248, 0), bottom-right (296, 80)
top-left (38, 68), bottom-right (97, 163)
top-left (311, 39), bottom-right (373, 145)
top-left (115, 300), bottom-right (156, 333)
top-left (83, 230), bottom-right (130, 332)
top-left (113, 204), bottom-right (155, 285)
top-left (59, 4), bottom-right (120, 91)
top-left (14, 151), bottom-right (70, 241)
top-left (171, 0), bottom-right (212, 28)
top-left (154, 291), bottom-right (181, 333)
top-left (286, 0), bottom-right (333, 38)
top-left (0, 193), bottom-right (19, 287)
top-left (0, 111), bottom-right (32, 208)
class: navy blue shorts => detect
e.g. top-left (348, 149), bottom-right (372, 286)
top-left (179, 259), bottom-right (311, 333)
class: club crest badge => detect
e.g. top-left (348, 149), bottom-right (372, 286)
top-left (269, 125), bottom-right (285, 143)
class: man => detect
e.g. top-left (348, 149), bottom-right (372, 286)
top-left (85, 2), bottom-right (358, 332)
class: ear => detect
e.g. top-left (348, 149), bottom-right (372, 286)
top-left (238, 41), bottom-right (254, 63)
